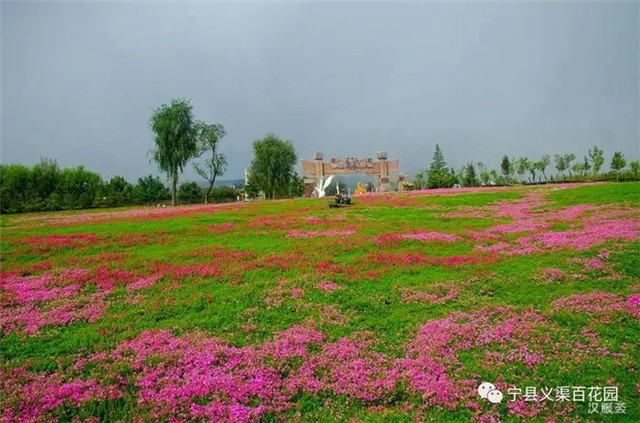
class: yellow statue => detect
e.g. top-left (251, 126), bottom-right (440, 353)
top-left (354, 182), bottom-right (367, 195)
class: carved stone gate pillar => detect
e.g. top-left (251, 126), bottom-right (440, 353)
top-left (314, 152), bottom-right (324, 181)
top-left (378, 151), bottom-right (390, 192)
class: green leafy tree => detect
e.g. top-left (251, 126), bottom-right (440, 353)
top-left (446, 167), bottom-right (459, 187)
top-left (588, 145), bottom-right (605, 175)
top-left (564, 154), bottom-right (576, 176)
top-left (57, 166), bottom-right (102, 209)
top-left (489, 169), bottom-right (499, 185)
top-left (289, 172), bottom-right (305, 197)
top-left (500, 156), bottom-right (511, 181)
top-left (453, 167), bottom-right (462, 186)
top-left (413, 171), bottom-right (426, 189)
top-left (630, 160), bottom-right (640, 179)
top-left (133, 175), bottom-right (170, 204)
top-left (554, 154), bottom-right (576, 179)
top-left (193, 122), bottom-right (227, 204)
top-left (208, 186), bottom-right (238, 202)
top-left (610, 151), bottom-right (627, 182)
top-left (150, 99), bottom-right (199, 206)
top-left (527, 164), bottom-right (537, 184)
top-left (553, 154), bottom-right (565, 178)
top-left (516, 157), bottom-right (529, 183)
top-left (535, 155), bottom-right (550, 182)
top-left (247, 134), bottom-right (298, 199)
top-left (244, 178), bottom-right (260, 199)
top-left (102, 176), bottom-right (134, 207)
top-left (477, 162), bottom-right (491, 186)
top-left (582, 155), bottom-right (591, 175)
top-left (509, 156), bottom-right (518, 180)
top-left (178, 181), bottom-right (203, 204)
top-left (571, 162), bottom-right (585, 177)
top-left (462, 163), bottom-right (478, 187)
top-left (31, 158), bottom-right (60, 209)
top-left (427, 144), bottom-right (449, 188)
top-left (0, 164), bottom-right (31, 213)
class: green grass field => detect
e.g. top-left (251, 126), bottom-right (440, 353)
top-left (1, 182), bottom-right (639, 422)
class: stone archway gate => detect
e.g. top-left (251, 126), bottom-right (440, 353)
top-left (301, 152), bottom-right (399, 196)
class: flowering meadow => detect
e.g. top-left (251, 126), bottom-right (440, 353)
top-left (1, 182), bottom-right (639, 422)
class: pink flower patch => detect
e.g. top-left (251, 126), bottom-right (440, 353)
top-left (536, 268), bottom-right (566, 284)
top-left (316, 280), bottom-right (341, 293)
top-left (1, 273), bottom-right (82, 305)
top-left (0, 368), bottom-right (121, 423)
top-left (1, 292), bottom-right (109, 335)
top-left (1, 306), bottom-right (616, 422)
top-left (475, 218), bottom-right (639, 256)
top-left (127, 275), bottom-right (163, 293)
top-left (522, 219), bottom-right (639, 251)
top-left (627, 294), bottom-right (640, 317)
top-left (583, 258), bottom-right (605, 271)
top-left (545, 204), bottom-right (599, 221)
top-left (24, 233), bottom-right (100, 252)
top-left (552, 291), bottom-right (638, 321)
top-left (507, 398), bottom-right (547, 418)
top-left (476, 220), bottom-right (547, 238)
top-left (290, 287), bottom-right (305, 298)
top-left (0, 268), bottom-right (141, 335)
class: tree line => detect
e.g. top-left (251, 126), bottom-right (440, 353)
top-left (0, 160), bottom-right (240, 214)
top-left (2, 96), bottom-right (638, 213)
top-left (412, 144), bottom-right (639, 189)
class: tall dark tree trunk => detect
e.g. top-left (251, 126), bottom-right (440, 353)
top-left (204, 178), bottom-right (215, 204)
top-left (171, 172), bottom-right (178, 206)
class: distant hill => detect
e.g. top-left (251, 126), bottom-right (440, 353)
top-left (191, 179), bottom-right (245, 190)
top-left (213, 179), bottom-right (245, 188)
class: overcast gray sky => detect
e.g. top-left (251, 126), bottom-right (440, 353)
top-left (2, 2), bottom-right (638, 182)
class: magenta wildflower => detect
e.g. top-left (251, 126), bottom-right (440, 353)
top-left (627, 294), bottom-right (640, 317)
top-left (127, 275), bottom-right (163, 293)
top-left (316, 280), bottom-right (341, 293)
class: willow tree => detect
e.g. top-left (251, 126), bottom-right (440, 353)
top-left (246, 134), bottom-right (297, 199)
top-left (150, 99), bottom-right (198, 205)
top-left (193, 122), bottom-right (227, 204)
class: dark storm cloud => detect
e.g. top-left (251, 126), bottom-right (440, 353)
top-left (1, 2), bottom-right (638, 181)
